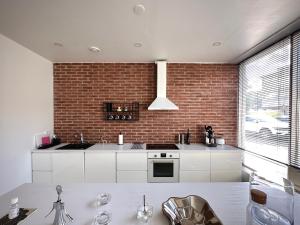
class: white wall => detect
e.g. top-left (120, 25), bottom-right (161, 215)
top-left (0, 34), bottom-right (53, 195)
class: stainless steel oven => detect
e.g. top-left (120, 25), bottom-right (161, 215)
top-left (147, 152), bottom-right (179, 183)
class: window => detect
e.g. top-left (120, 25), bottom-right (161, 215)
top-left (239, 38), bottom-right (291, 164)
top-left (290, 31), bottom-right (300, 168)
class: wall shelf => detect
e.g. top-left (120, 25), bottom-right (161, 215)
top-left (103, 102), bottom-right (139, 121)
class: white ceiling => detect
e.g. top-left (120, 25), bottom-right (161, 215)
top-left (0, 0), bottom-right (300, 63)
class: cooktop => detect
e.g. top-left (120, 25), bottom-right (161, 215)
top-left (146, 144), bottom-right (179, 150)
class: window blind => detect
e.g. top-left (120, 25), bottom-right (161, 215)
top-left (290, 31), bottom-right (300, 168)
top-left (239, 38), bottom-right (291, 164)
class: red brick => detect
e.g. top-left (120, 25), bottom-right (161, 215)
top-left (54, 63), bottom-right (238, 145)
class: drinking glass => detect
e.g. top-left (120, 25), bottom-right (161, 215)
top-left (92, 211), bottom-right (111, 225)
top-left (137, 205), bottom-right (153, 224)
top-left (96, 193), bottom-right (111, 208)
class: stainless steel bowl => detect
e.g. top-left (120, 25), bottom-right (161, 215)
top-left (162, 195), bottom-right (223, 225)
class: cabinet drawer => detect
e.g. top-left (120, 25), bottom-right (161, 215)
top-left (117, 171), bottom-right (147, 183)
top-left (211, 151), bottom-right (242, 171)
top-left (117, 153), bottom-right (147, 171)
top-left (211, 170), bottom-right (242, 182)
top-left (32, 153), bottom-right (52, 171)
top-left (180, 171), bottom-right (210, 182)
top-left (52, 152), bottom-right (84, 183)
top-left (85, 152), bottom-right (116, 183)
top-left (180, 152), bottom-right (210, 171)
top-left (32, 171), bottom-right (52, 184)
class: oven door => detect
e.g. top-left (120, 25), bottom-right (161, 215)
top-left (147, 158), bottom-right (179, 183)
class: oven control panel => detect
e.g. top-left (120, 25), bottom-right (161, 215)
top-left (148, 152), bottom-right (179, 159)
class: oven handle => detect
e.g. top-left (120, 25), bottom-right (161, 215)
top-left (149, 160), bottom-right (177, 163)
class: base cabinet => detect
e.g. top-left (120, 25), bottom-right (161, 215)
top-left (32, 148), bottom-right (242, 183)
top-left (180, 152), bottom-right (210, 171)
top-left (52, 152), bottom-right (84, 183)
top-left (210, 151), bottom-right (242, 182)
top-left (85, 152), bottom-right (116, 182)
top-left (180, 152), bottom-right (211, 182)
top-left (211, 171), bottom-right (241, 182)
top-left (117, 152), bottom-right (147, 183)
top-left (32, 153), bottom-right (52, 171)
top-left (180, 171), bottom-right (210, 182)
top-left (31, 153), bottom-right (52, 184)
top-left (117, 153), bottom-right (147, 171)
top-left (32, 171), bottom-right (52, 184)
top-left (117, 171), bottom-right (147, 183)
top-left (179, 151), bottom-right (242, 182)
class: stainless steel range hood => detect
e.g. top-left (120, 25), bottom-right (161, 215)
top-left (148, 61), bottom-right (179, 110)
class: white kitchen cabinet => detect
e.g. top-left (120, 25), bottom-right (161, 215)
top-left (210, 151), bottom-right (242, 182)
top-left (211, 151), bottom-right (242, 171)
top-left (117, 153), bottom-right (147, 171)
top-left (52, 152), bottom-right (84, 183)
top-left (180, 150), bottom-right (242, 182)
top-left (180, 152), bottom-right (210, 171)
top-left (32, 171), bottom-right (52, 184)
top-left (116, 152), bottom-right (147, 183)
top-left (180, 171), bottom-right (210, 182)
top-left (117, 171), bottom-right (147, 183)
top-left (32, 153), bottom-right (52, 171)
top-left (32, 153), bottom-right (53, 184)
top-left (31, 147), bottom-right (242, 184)
top-left (180, 152), bottom-right (211, 182)
top-left (85, 152), bottom-right (116, 182)
top-left (211, 171), bottom-right (241, 182)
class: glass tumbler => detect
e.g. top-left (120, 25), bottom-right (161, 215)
top-left (137, 205), bottom-right (153, 224)
top-left (92, 211), bottom-right (111, 225)
top-left (96, 193), bottom-right (111, 208)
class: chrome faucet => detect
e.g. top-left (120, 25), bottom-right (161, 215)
top-left (80, 133), bottom-right (85, 144)
top-left (74, 132), bottom-right (85, 144)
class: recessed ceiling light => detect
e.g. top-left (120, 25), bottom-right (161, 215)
top-left (212, 42), bottom-right (222, 47)
top-left (134, 43), bottom-right (142, 47)
top-left (88, 46), bottom-right (101, 53)
top-left (53, 42), bottom-right (63, 47)
top-left (133, 4), bottom-right (146, 15)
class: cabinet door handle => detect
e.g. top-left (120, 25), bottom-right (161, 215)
top-left (152, 160), bottom-right (174, 164)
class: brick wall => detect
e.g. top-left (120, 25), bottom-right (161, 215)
top-left (54, 63), bottom-right (238, 145)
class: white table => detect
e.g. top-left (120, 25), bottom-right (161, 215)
top-left (0, 183), bottom-right (298, 225)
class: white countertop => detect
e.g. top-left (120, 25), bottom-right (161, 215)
top-left (32, 143), bottom-right (241, 153)
top-left (2, 182), bottom-right (293, 225)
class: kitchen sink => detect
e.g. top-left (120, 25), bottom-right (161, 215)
top-left (56, 143), bottom-right (94, 150)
